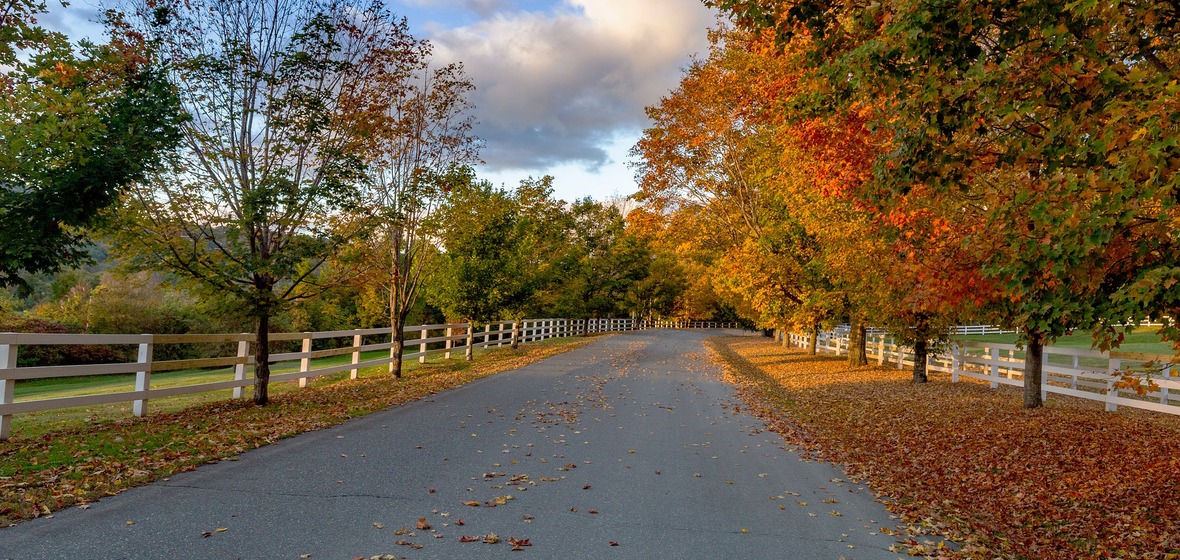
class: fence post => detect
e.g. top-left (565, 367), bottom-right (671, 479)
top-left (465, 324), bottom-right (474, 360)
top-left (233, 337), bottom-right (249, 399)
top-left (133, 336), bottom-right (154, 417)
top-left (299, 333), bottom-right (312, 388)
top-left (1105, 358), bottom-right (1122, 412)
top-left (988, 348), bottom-right (1000, 389)
top-left (445, 326), bottom-right (454, 359)
top-left (484, 323), bottom-right (492, 349)
top-left (0, 340), bottom-right (18, 439)
top-left (877, 336), bottom-right (886, 366)
top-left (512, 321), bottom-right (520, 347)
top-left (950, 343), bottom-right (960, 383)
top-left (351, 333), bottom-right (362, 379)
top-left (419, 327), bottom-right (429, 364)
top-left (1162, 364), bottom-right (1171, 404)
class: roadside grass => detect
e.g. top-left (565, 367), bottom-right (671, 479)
top-left (954, 327), bottom-right (1174, 371)
top-left (9, 349), bottom-right (401, 439)
top-left (708, 336), bottom-right (1180, 560)
top-left (0, 336), bottom-right (600, 527)
top-left (955, 326), bottom-right (1172, 354)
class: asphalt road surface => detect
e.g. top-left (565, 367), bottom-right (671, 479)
top-left (1, 330), bottom-right (912, 559)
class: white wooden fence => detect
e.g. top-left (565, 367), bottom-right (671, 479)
top-left (0, 316), bottom-right (741, 439)
top-left (786, 330), bottom-right (1180, 417)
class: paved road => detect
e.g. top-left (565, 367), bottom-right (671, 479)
top-left (1, 330), bottom-right (909, 559)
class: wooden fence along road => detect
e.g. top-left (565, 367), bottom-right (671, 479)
top-left (787, 330), bottom-right (1180, 416)
top-left (0, 318), bottom-right (739, 439)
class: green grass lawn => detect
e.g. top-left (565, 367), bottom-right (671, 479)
top-left (954, 326), bottom-right (1172, 353)
top-left (953, 327), bottom-right (1174, 370)
top-left (13, 349), bottom-right (395, 401)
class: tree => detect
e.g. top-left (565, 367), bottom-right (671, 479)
top-left (714, 0), bottom-right (1180, 407)
top-left (544, 199), bottom-right (653, 319)
top-left (113, 0), bottom-right (412, 405)
top-left (429, 179), bottom-right (530, 324)
top-left (0, 5), bottom-right (184, 287)
top-left (365, 49), bottom-right (479, 377)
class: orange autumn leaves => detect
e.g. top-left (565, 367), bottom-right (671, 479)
top-left (710, 337), bottom-right (1180, 559)
top-left (632, 27), bottom-right (980, 334)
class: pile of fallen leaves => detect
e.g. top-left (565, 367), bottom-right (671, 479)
top-left (708, 336), bottom-right (1180, 560)
top-left (0, 337), bottom-right (599, 527)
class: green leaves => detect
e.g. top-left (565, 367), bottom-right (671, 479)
top-left (0, 8), bottom-right (184, 288)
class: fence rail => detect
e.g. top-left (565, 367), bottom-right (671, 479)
top-left (784, 330), bottom-right (1180, 416)
top-left (0, 317), bottom-right (741, 438)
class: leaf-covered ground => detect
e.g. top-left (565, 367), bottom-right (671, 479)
top-left (708, 336), bottom-right (1180, 560)
top-left (0, 337), bottom-right (600, 527)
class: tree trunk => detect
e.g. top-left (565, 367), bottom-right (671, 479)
top-left (390, 318), bottom-right (404, 379)
top-left (912, 338), bottom-right (929, 383)
top-left (1024, 330), bottom-right (1045, 408)
top-left (847, 317), bottom-right (867, 367)
top-left (857, 324), bottom-right (868, 365)
top-left (808, 324), bottom-right (818, 355)
top-left (253, 313), bottom-right (270, 406)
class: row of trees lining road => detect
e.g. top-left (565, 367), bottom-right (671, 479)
top-left (2, 0), bottom-right (723, 406)
top-left (630, 2), bottom-right (1180, 408)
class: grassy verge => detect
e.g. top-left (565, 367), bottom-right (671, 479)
top-left (955, 326), bottom-right (1171, 354)
top-left (0, 336), bottom-right (601, 527)
top-left (707, 336), bottom-right (1180, 560)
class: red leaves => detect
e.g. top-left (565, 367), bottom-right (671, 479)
top-left (715, 337), bottom-right (1180, 559)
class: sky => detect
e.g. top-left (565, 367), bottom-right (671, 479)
top-left (40, 0), bottom-right (719, 202)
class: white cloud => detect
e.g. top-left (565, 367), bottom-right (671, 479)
top-left (426, 0), bottom-right (716, 172)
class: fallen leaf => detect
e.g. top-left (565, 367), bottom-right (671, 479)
top-left (416, 518), bottom-right (432, 531)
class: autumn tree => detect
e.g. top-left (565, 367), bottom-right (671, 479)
top-left (365, 46), bottom-right (479, 377)
top-left (633, 27), bottom-right (815, 332)
top-left (715, 0), bottom-right (1180, 407)
top-left (0, 5), bottom-right (184, 287)
top-left (113, 0), bottom-right (413, 405)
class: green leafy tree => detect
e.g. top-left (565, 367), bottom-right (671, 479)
top-left (429, 179), bottom-right (530, 323)
top-left (113, 0), bottom-right (412, 404)
top-left (0, 5), bottom-right (184, 287)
